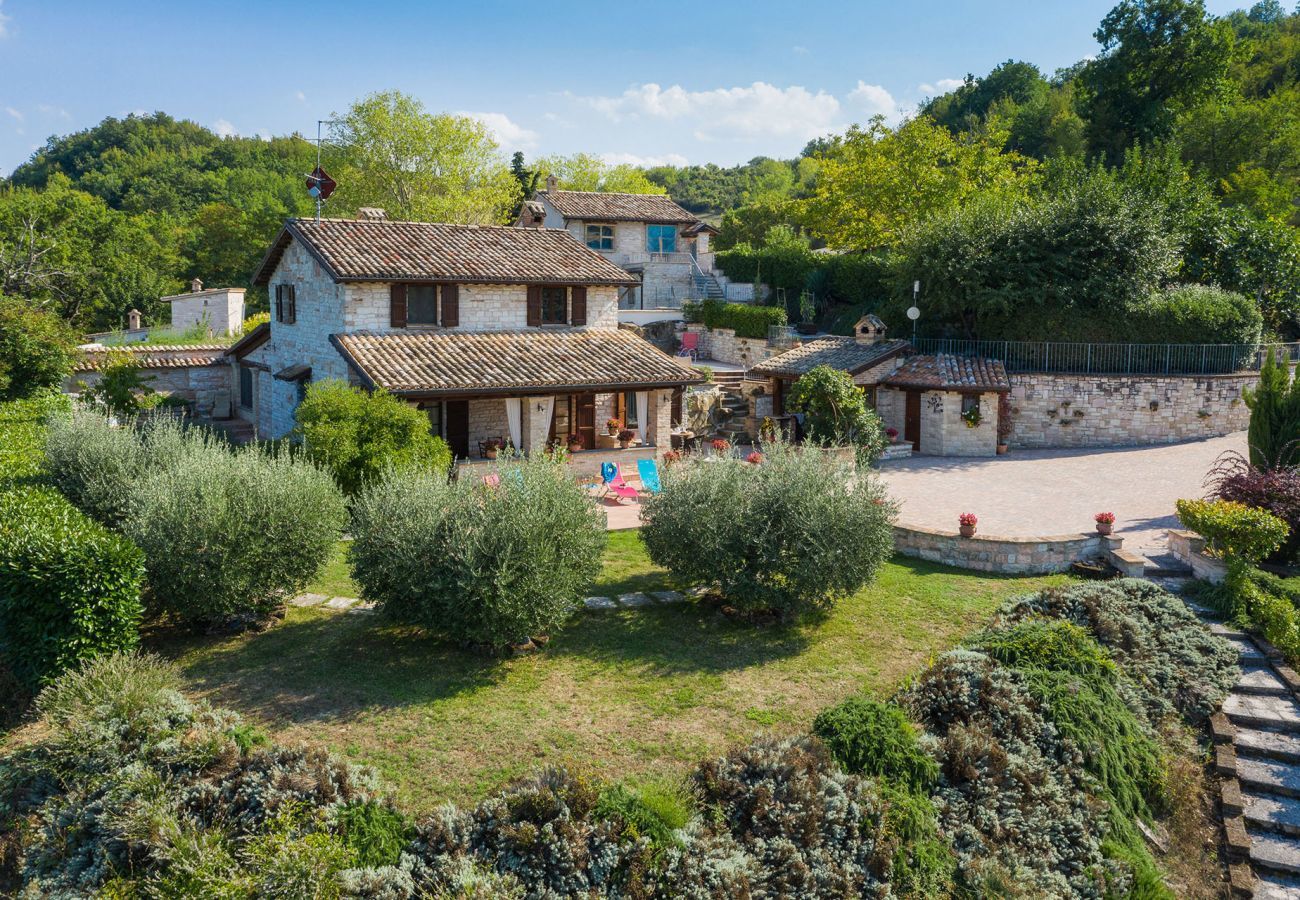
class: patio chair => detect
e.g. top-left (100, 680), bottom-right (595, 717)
top-left (677, 332), bottom-right (699, 361)
top-left (636, 458), bottom-right (663, 495)
top-left (601, 461), bottom-right (639, 503)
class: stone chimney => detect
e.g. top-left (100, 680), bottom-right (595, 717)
top-left (190, 277), bottom-right (203, 293)
top-left (127, 308), bottom-right (142, 330)
top-left (517, 200), bottom-right (546, 228)
top-left (358, 207), bottom-right (387, 221)
top-left (546, 174), bottom-right (558, 193)
top-left (854, 314), bottom-right (887, 345)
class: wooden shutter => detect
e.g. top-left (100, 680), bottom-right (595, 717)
top-left (390, 284), bottom-right (407, 328)
top-left (570, 286), bottom-right (587, 326)
top-left (440, 284), bottom-right (459, 327)
top-left (285, 285), bottom-right (296, 324)
top-left (526, 285), bottom-right (542, 327)
top-left (274, 285), bottom-right (283, 323)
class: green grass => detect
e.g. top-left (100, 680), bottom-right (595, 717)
top-left (167, 531), bottom-right (1066, 811)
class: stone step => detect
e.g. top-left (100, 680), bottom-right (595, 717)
top-left (1225, 694), bottom-right (1300, 733)
top-left (1239, 755), bottom-right (1300, 800)
top-left (1242, 666), bottom-right (1296, 698)
top-left (1225, 634), bottom-right (1269, 664)
top-left (1239, 727), bottom-right (1300, 766)
top-left (1250, 828), bottom-right (1300, 877)
top-left (1248, 791), bottom-right (1300, 838)
top-left (1258, 872), bottom-right (1300, 899)
top-left (1140, 551), bottom-right (1192, 576)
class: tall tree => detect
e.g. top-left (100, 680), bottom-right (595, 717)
top-left (327, 91), bottom-right (520, 224)
top-left (536, 153), bottom-right (666, 194)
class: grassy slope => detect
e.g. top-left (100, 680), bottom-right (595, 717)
top-left (167, 533), bottom-right (1065, 811)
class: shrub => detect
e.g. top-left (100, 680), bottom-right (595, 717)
top-left (79, 352), bottom-right (168, 419)
top-left (295, 379), bottom-right (452, 496)
top-left (0, 487), bottom-right (145, 688)
top-left (124, 440), bottom-right (347, 625)
top-left (44, 407), bottom-right (152, 525)
top-left (337, 801), bottom-right (413, 868)
top-left (350, 455), bottom-right (606, 648)
top-left (812, 695), bottom-right (937, 794)
top-left (714, 239), bottom-right (819, 299)
top-left (595, 782), bottom-right (691, 851)
top-left (681, 298), bottom-right (787, 339)
top-left (1207, 453), bottom-right (1300, 563)
top-left (1176, 498), bottom-right (1289, 565)
top-left (822, 251), bottom-right (896, 308)
top-left (0, 295), bottom-right (79, 401)
top-left (0, 392), bottom-right (69, 490)
top-left (1125, 283), bottom-right (1261, 345)
top-left (1244, 346), bottom-right (1300, 469)
top-left (640, 441), bottom-right (896, 617)
top-left (997, 579), bottom-right (1239, 724)
top-left (784, 365), bottom-right (886, 459)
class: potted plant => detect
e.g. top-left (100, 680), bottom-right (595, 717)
top-left (662, 449), bottom-right (682, 465)
top-left (1095, 511), bottom-right (1116, 536)
top-left (711, 438), bottom-right (732, 457)
top-left (483, 438), bottom-right (501, 460)
top-left (618, 428), bottom-right (636, 449)
top-left (606, 418), bottom-right (622, 436)
top-left (796, 290), bottom-right (818, 335)
top-left (961, 404), bottom-right (982, 429)
top-left (885, 426), bottom-right (899, 443)
top-left (959, 512), bottom-right (978, 538)
top-left (567, 435), bottom-right (583, 454)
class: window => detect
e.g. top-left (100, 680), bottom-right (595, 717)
top-left (541, 287), bottom-right (567, 325)
top-left (647, 225), bottom-right (677, 254)
top-left (275, 284), bottom-right (296, 324)
top-left (585, 223), bottom-right (614, 251)
top-left (239, 366), bottom-right (254, 410)
top-left (860, 385), bottom-right (877, 409)
top-left (424, 401), bottom-right (443, 437)
top-left (296, 377), bottom-right (310, 405)
top-left (407, 285), bottom-right (438, 325)
top-left (622, 391), bottom-right (639, 428)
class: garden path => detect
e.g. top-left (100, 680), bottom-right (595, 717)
top-left (877, 432), bottom-right (1248, 561)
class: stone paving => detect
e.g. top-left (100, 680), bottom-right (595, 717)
top-left (877, 432), bottom-right (1248, 557)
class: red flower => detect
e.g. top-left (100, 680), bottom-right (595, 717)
top-left (1094, 511), bottom-right (1116, 525)
top-left (958, 512), bottom-right (978, 527)
top-left (746, 451), bottom-right (763, 465)
top-left (711, 438), bottom-right (731, 452)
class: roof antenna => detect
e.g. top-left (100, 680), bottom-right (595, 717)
top-left (306, 118), bottom-right (338, 222)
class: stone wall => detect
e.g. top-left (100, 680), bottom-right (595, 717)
top-left (1007, 372), bottom-right (1255, 449)
top-left (167, 288), bottom-right (246, 335)
top-left (894, 524), bottom-right (1118, 574)
top-left (71, 364), bottom-right (233, 420)
top-left (685, 325), bottom-right (780, 367)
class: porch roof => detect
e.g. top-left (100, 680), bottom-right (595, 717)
top-left (749, 338), bottom-right (911, 379)
top-left (884, 353), bottom-right (1010, 392)
top-left (330, 328), bottom-right (703, 397)
top-left (73, 343), bottom-right (229, 372)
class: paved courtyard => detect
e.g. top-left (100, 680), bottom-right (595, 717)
top-left (877, 432), bottom-right (1248, 557)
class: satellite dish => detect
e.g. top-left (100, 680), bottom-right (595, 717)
top-left (906, 306), bottom-right (921, 321)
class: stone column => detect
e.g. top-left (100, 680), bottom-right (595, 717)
top-left (521, 396), bottom-right (554, 454)
top-left (647, 388), bottom-right (674, 455)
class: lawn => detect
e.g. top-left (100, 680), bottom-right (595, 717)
top-left (166, 532), bottom-right (1067, 812)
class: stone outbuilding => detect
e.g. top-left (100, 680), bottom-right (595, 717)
top-left (877, 354), bottom-right (1010, 457)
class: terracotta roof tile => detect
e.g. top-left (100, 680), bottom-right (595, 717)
top-left (253, 218), bottom-right (638, 287)
top-left (543, 190), bottom-right (699, 224)
top-left (749, 338), bottom-right (911, 378)
top-left (885, 354), bottom-right (1010, 392)
top-left (331, 329), bottom-right (702, 396)
top-left (74, 344), bottom-right (229, 372)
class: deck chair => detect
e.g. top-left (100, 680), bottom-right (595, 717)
top-left (677, 331), bottom-right (699, 361)
top-left (636, 458), bottom-right (663, 495)
top-left (601, 461), bottom-right (639, 503)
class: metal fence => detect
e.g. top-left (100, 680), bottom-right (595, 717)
top-left (909, 338), bottom-right (1300, 376)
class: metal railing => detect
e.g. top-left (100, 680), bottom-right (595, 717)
top-left (910, 338), bottom-right (1300, 375)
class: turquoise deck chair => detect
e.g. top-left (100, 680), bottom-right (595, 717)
top-left (636, 458), bottom-right (663, 494)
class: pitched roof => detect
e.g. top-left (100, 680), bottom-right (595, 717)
top-left (330, 328), bottom-right (703, 396)
top-left (252, 218), bottom-right (638, 287)
top-left (542, 190), bottom-right (699, 224)
top-left (748, 338), bottom-right (911, 379)
top-left (884, 354), bottom-right (1011, 392)
top-left (226, 322), bottom-right (270, 359)
top-left (74, 344), bottom-right (229, 372)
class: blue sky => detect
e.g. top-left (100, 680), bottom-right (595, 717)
top-left (0, 0), bottom-right (1250, 177)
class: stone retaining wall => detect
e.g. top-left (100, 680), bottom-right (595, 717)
top-left (1008, 372), bottom-right (1255, 449)
top-left (684, 325), bottom-right (779, 367)
top-left (893, 523), bottom-right (1118, 574)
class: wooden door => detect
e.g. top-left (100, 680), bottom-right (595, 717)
top-left (575, 392), bottom-right (596, 450)
top-left (445, 400), bottom-right (470, 459)
top-left (904, 391), bottom-right (921, 452)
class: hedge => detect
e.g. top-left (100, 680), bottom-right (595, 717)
top-left (0, 486), bottom-right (145, 689)
top-left (682, 298), bottom-right (787, 339)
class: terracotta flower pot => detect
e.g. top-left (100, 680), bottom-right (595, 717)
top-left (568, 442), bottom-right (582, 454)
top-left (1096, 522), bottom-right (1113, 535)
top-left (485, 449), bottom-right (498, 460)
top-left (996, 443), bottom-right (1009, 455)
top-left (619, 440), bottom-right (631, 449)
top-left (959, 524), bottom-right (976, 538)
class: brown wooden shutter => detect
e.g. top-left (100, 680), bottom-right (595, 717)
top-left (274, 285), bottom-right (283, 323)
top-left (285, 285), bottom-right (296, 324)
top-left (570, 286), bottom-right (587, 326)
top-left (390, 284), bottom-right (407, 328)
top-left (526, 285), bottom-right (542, 327)
top-left (440, 283), bottom-right (459, 327)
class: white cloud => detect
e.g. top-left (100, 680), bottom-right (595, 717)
top-left (847, 81), bottom-right (897, 118)
top-left (295, 90), bottom-right (307, 103)
top-left (5, 106), bottom-right (23, 122)
top-left (4, 106), bottom-right (23, 135)
top-left (581, 81), bottom-right (842, 141)
top-left (0, 1), bottom-right (11, 39)
top-left (463, 111), bottom-right (538, 150)
top-left (213, 118), bottom-right (237, 138)
top-left (600, 151), bottom-right (689, 168)
top-left (918, 78), bottom-right (965, 96)
top-left (792, 45), bottom-right (808, 55)
top-left (37, 104), bottom-right (70, 120)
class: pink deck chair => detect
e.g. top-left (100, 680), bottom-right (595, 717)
top-left (678, 332), bottom-right (699, 360)
top-left (601, 462), bottom-right (639, 503)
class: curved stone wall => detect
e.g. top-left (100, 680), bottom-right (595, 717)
top-left (893, 523), bottom-right (1118, 574)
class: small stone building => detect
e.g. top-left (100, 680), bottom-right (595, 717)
top-left (876, 354), bottom-right (1010, 457)
top-left (159, 279), bottom-right (246, 335)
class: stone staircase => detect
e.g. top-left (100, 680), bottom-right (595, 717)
top-left (1214, 624), bottom-right (1300, 897)
top-left (701, 368), bottom-right (751, 444)
top-left (693, 270), bottom-right (726, 299)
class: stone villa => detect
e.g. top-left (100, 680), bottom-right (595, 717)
top-left (519, 176), bottom-right (721, 308)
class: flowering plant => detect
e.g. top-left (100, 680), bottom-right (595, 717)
top-left (711, 438), bottom-right (731, 453)
top-left (1094, 511), bottom-right (1116, 525)
top-left (662, 450), bottom-right (681, 464)
top-left (606, 418), bottom-right (622, 434)
top-left (617, 429), bottom-right (636, 442)
top-left (958, 513), bottom-right (978, 527)
top-left (746, 451), bottom-right (763, 465)
top-left (885, 427), bottom-right (899, 440)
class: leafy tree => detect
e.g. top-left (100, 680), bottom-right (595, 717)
top-left (804, 116), bottom-right (1037, 250)
top-left (327, 90), bottom-right (520, 224)
top-left (1243, 347), bottom-right (1300, 468)
top-left (1080, 0), bottom-right (1236, 161)
top-left (536, 152), bottom-right (666, 194)
top-left (0, 295), bottom-right (80, 399)
top-left (295, 379), bottom-right (452, 496)
top-left (784, 365), bottom-right (886, 459)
